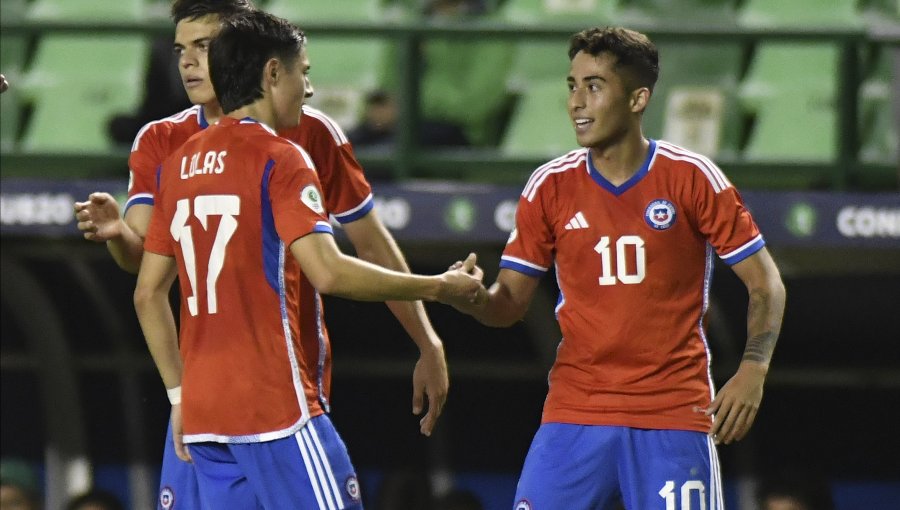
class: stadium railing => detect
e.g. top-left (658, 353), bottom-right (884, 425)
top-left (0, 18), bottom-right (897, 190)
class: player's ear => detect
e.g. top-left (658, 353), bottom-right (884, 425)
top-left (264, 58), bottom-right (279, 86)
top-left (630, 87), bottom-right (650, 114)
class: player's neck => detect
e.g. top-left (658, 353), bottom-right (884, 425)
top-left (202, 102), bottom-right (224, 126)
top-left (589, 134), bottom-right (650, 187)
top-left (227, 101), bottom-right (276, 132)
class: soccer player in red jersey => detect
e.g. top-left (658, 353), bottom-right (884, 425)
top-left (134, 12), bottom-right (480, 507)
top-left (450, 27), bottom-right (786, 509)
top-left (74, 1), bottom-right (451, 508)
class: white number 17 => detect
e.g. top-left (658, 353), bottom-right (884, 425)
top-left (170, 195), bottom-right (240, 316)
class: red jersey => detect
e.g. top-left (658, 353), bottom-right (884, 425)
top-left (127, 105), bottom-right (373, 417)
top-left (501, 140), bottom-right (764, 433)
top-left (127, 105), bottom-right (373, 220)
top-left (144, 117), bottom-right (335, 443)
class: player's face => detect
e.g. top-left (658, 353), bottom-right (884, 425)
top-left (173, 15), bottom-right (221, 106)
top-left (272, 48), bottom-right (312, 131)
top-left (567, 50), bottom-right (641, 150)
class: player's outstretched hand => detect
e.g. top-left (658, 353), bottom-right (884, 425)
top-left (171, 404), bottom-right (193, 463)
top-left (436, 253), bottom-right (484, 305)
top-left (702, 361), bottom-right (767, 445)
top-left (412, 341), bottom-right (449, 437)
top-left (74, 192), bottom-right (124, 242)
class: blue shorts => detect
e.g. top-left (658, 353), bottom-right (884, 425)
top-left (188, 414), bottom-right (363, 510)
top-left (158, 420), bottom-right (201, 510)
top-left (513, 424), bottom-right (723, 510)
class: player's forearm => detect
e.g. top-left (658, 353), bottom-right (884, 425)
top-left (323, 254), bottom-right (443, 302)
top-left (107, 224), bottom-right (145, 274)
top-left (134, 288), bottom-right (183, 389)
top-left (463, 282), bottom-right (526, 328)
top-left (741, 276), bottom-right (786, 371)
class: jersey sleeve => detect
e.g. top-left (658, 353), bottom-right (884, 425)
top-left (126, 122), bottom-right (167, 214)
top-left (301, 111), bottom-right (374, 223)
top-left (142, 157), bottom-right (174, 257)
top-left (691, 167), bottom-right (764, 266)
top-left (268, 145), bottom-right (334, 245)
top-left (499, 186), bottom-right (554, 277)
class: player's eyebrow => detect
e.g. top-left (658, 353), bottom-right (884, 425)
top-left (567, 75), bottom-right (606, 83)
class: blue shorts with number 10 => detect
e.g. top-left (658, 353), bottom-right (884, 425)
top-left (513, 424), bottom-right (724, 510)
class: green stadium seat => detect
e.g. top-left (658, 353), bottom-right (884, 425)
top-left (499, 0), bottom-right (620, 26)
top-left (739, 43), bottom-right (839, 112)
top-left (738, 0), bottom-right (863, 28)
top-left (859, 49), bottom-right (898, 163)
top-left (739, 43), bottom-right (840, 162)
top-left (1, 87), bottom-right (22, 151)
top-left (643, 42), bottom-right (743, 159)
top-left (618, 0), bottom-right (738, 25)
top-left (304, 37), bottom-right (391, 130)
top-left (506, 40), bottom-right (573, 93)
top-left (20, 36), bottom-right (149, 152)
top-left (0, 0), bottom-right (28, 21)
top-left (421, 38), bottom-right (515, 145)
top-left (0, 36), bottom-right (29, 151)
top-left (501, 80), bottom-right (577, 157)
top-left (27, 0), bottom-right (145, 22)
top-left (743, 96), bottom-right (837, 162)
top-left (266, 0), bottom-right (387, 23)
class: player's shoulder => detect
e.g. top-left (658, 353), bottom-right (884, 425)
top-left (299, 105), bottom-right (350, 146)
top-left (131, 105), bottom-right (202, 153)
top-left (521, 148), bottom-right (589, 202)
top-left (653, 140), bottom-right (732, 193)
top-left (250, 121), bottom-right (317, 170)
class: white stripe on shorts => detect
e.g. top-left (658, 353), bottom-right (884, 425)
top-left (300, 428), bottom-right (339, 510)
top-left (296, 431), bottom-right (332, 510)
top-left (307, 422), bottom-right (345, 508)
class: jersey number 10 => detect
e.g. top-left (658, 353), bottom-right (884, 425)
top-left (170, 195), bottom-right (241, 316)
top-left (593, 235), bottom-right (646, 285)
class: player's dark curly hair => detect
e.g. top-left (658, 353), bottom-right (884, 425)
top-left (568, 27), bottom-right (659, 92)
top-left (171, 0), bottom-right (256, 24)
top-left (208, 11), bottom-right (306, 114)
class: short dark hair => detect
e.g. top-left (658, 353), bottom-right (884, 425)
top-left (208, 11), bottom-right (307, 114)
top-left (170, 0), bottom-right (256, 24)
top-left (568, 26), bottom-right (659, 92)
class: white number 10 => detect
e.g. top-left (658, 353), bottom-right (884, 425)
top-left (170, 195), bottom-right (240, 316)
top-left (593, 235), bottom-right (645, 286)
top-left (659, 480), bottom-right (707, 510)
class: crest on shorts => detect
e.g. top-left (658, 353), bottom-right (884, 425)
top-left (515, 499), bottom-right (532, 510)
top-left (159, 486), bottom-right (175, 510)
top-left (644, 199), bottom-right (677, 230)
top-left (345, 475), bottom-right (361, 501)
top-left (300, 185), bottom-right (325, 215)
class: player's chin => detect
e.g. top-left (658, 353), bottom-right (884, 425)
top-left (186, 89), bottom-right (215, 106)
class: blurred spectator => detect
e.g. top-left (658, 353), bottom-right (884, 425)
top-left (107, 36), bottom-right (192, 145)
top-left (64, 489), bottom-right (123, 510)
top-left (348, 90), bottom-right (469, 148)
top-left (0, 458), bottom-right (41, 510)
top-left (758, 470), bottom-right (835, 510)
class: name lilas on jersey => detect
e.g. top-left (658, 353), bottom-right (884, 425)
top-left (180, 150), bottom-right (227, 179)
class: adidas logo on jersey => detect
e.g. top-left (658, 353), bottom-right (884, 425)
top-left (564, 212), bottom-right (590, 230)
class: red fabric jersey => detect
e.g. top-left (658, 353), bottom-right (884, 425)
top-left (501, 140), bottom-right (764, 433)
top-left (127, 105), bottom-right (373, 220)
top-left (128, 105), bottom-right (374, 419)
top-left (144, 117), bottom-right (335, 443)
